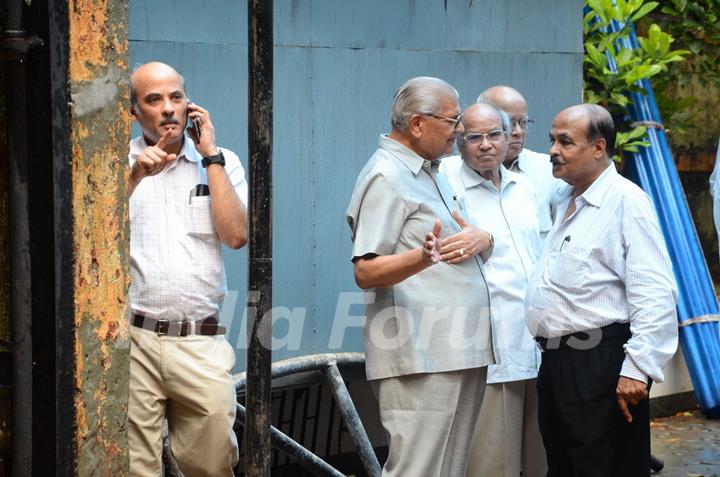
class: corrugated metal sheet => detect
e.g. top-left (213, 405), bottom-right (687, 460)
top-left (129, 0), bottom-right (584, 370)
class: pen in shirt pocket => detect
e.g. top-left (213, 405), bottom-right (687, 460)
top-left (453, 195), bottom-right (464, 212)
top-left (560, 235), bottom-right (571, 251)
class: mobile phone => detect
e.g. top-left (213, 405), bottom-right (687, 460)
top-left (186, 100), bottom-right (201, 139)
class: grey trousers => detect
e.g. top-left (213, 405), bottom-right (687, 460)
top-left (372, 367), bottom-right (488, 477)
top-left (466, 379), bottom-right (547, 477)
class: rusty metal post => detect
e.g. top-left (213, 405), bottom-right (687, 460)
top-left (246, 0), bottom-right (273, 474)
top-left (49, 0), bottom-right (132, 474)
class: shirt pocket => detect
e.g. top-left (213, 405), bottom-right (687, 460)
top-left (186, 196), bottom-right (215, 237)
top-left (547, 243), bottom-right (591, 290)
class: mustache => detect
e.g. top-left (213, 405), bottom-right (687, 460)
top-left (160, 118), bottom-right (180, 126)
top-left (550, 156), bottom-right (565, 165)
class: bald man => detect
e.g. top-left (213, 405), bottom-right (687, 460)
top-left (127, 62), bottom-right (247, 476)
top-left (526, 104), bottom-right (677, 476)
top-left (479, 86), bottom-right (561, 238)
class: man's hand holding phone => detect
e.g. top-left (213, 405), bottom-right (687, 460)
top-left (186, 102), bottom-right (218, 157)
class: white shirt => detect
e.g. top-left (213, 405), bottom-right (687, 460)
top-left (346, 135), bottom-right (496, 380)
top-left (128, 135), bottom-right (248, 320)
top-left (441, 157), bottom-right (542, 383)
top-left (508, 148), bottom-right (562, 238)
top-left (708, 136), bottom-right (720, 256)
top-left (525, 164), bottom-right (678, 383)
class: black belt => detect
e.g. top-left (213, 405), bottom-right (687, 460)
top-left (535, 322), bottom-right (631, 352)
top-left (132, 314), bottom-right (226, 336)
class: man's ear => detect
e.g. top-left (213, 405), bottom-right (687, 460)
top-left (130, 105), bottom-right (139, 121)
top-left (594, 137), bottom-right (607, 160)
top-left (408, 113), bottom-right (423, 139)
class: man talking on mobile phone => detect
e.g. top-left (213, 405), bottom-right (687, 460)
top-left (127, 61), bottom-right (247, 476)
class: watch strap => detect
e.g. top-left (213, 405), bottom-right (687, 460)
top-left (201, 151), bottom-right (225, 168)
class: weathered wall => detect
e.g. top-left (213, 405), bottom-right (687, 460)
top-left (67, 0), bottom-right (132, 474)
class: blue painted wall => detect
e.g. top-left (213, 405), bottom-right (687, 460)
top-left (129, 0), bottom-right (584, 371)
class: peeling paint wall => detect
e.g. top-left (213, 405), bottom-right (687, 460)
top-left (68, 0), bottom-right (131, 474)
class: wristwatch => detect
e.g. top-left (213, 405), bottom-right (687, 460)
top-left (201, 151), bottom-right (225, 168)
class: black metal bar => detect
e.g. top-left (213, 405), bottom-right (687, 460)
top-left (323, 364), bottom-right (381, 477)
top-left (246, 0), bottom-right (273, 474)
top-left (2, 0), bottom-right (32, 474)
top-left (237, 404), bottom-right (345, 477)
top-left (47, 0), bottom-right (75, 474)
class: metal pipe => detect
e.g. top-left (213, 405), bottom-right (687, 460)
top-left (237, 404), bottom-right (345, 477)
top-left (2, 0), bottom-right (33, 473)
top-left (323, 364), bottom-right (381, 476)
top-left (246, 0), bottom-right (274, 474)
top-left (3, 0), bottom-right (21, 32)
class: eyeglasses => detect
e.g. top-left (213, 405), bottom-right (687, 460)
top-left (422, 112), bottom-right (464, 129)
top-left (462, 129), bottom-right (506, 145)
top-left (510, 117), bottom-right (534, 131)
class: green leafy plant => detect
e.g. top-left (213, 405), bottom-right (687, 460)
top-left (639, 0), bottom-right (720, 146)
top-left (584, 0), bottom-right (690, 160)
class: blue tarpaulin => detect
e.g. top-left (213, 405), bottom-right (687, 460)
top-left (607, 23), bottom-right (720, 418)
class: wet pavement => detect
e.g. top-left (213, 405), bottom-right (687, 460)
top-left (651, 410), bottom-right (720, 476)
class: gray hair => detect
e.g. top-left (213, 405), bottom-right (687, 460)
top-left (391, 77), bottom-right (459, 131)
top-left (584, 104), bottom-right (616, 159)
top-left (475, 97), bottom-right (511, 133)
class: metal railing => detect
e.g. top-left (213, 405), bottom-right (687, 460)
top-left (162, 352), bottom-right (381, 477)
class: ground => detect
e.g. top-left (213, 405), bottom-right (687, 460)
top-left (652, 410), bottom-right (720, 476)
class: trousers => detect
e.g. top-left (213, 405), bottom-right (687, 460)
top-left (128, 326), bottom-right (239, 476)
top-left (372, 367), bottom-right (487, 477)
top-left (466, 379), bottom-right (547, 477)
top-left (537, 325), bottom-right (650, 477)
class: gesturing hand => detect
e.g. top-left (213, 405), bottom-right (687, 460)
top-left (131, 129), bottom-right (177, 183)
top-left (422, 219), bottom-right (442, 265)
top-left (440, 210), bottom-right (492, 264)
top-left (616, 376), bottom-right (649, 423)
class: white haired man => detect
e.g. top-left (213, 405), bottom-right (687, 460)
top-left (346, 77), bottom-right (495, 477)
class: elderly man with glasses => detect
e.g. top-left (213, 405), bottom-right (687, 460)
top-left (479, 85), bottom-right (561, 239)
top-left (440, 102), bottom-right (547, 477)
top-left (346, 77), bottom-right (495, 477)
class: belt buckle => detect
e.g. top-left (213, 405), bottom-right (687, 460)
top-left (157, 319), bottom-right (169, 336)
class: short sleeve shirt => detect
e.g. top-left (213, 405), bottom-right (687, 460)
top-left (346, 135), bottom-right (496, 380)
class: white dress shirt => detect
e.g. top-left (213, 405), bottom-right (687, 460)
top-left (709, 136), bottom-right (720, 261)
top-left (441, 157), bottom-right (542, 383)
top-left (128, 135), bottom-right (248, 320)
top-left (508, 148), bottom-right (563, 238)
top-left (525, 164), bottom-right (678, 383)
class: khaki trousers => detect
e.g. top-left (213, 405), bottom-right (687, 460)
top-left (128, 326), bottom-right (239, 477)
top-left (372, 367), bottom-right (487, 477)
top-left (466, 379), bottom-right (547, 477)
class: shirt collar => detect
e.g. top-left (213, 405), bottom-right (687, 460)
top-left (129, 133), bottom-right (202, 164)
top-left (459, 161), bottom-right (514, 190)
top-left (379, 134), bottom-right (436, 175)
top-left (508, 148), bottom-right (528, 174)
top-left (558, 162), bottom-right (617, 207)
